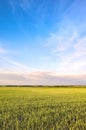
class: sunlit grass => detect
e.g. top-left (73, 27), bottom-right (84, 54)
top-left (0, 87), bottom-right (86, 130)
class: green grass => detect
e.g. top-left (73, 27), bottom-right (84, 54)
top-left (0, 87), bottom-right (86, 130)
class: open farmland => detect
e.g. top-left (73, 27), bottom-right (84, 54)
top-left (0, 87), bottom-right (86, 130)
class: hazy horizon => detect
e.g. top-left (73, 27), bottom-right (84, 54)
top-left (0, 0), bottom-right (86, 85)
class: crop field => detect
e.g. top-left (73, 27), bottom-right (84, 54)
top-left (0, 87), bottom-right (86, 130)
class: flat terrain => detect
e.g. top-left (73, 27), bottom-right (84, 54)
top-left (0, 87), bottom-right (86, 130)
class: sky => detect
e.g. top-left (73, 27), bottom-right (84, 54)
top-left (0, 0), bottom-right (86, 85)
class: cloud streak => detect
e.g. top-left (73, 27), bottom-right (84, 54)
top-left (0, 72), bottom-right (86, 85)
top-left (42, 12), bottom-right (86, 75)
top-left (0, 45), bottom-right (35, 74)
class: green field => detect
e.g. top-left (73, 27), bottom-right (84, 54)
top-left (0, 87), bottom-right (86, 130)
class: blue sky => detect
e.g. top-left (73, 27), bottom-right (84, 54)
top-left (0, 0), bottom-right (86, 85)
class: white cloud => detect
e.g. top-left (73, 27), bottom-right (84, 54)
top-left (0, 72), bottom-right (86, 85)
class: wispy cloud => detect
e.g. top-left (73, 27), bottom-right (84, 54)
top-left (0, 56), bottom-right (30, 73)
top-left (19, 0), bottom-right (31, 12)
top-left (0, 44), bottom-right (35, 74)
top-left (9, 0), bottom-right (32, 13)
top-left (8, 0), bottom-right (17, 13)
top-left (0, 41), bottom-right (8, 54)
top-left (0, 47), bottom-right (7, 54)
top-left (42, 15), bottom-right (86, 74)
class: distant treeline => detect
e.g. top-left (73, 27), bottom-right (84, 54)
top-left (0, 85), bottom-right (86, 88)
